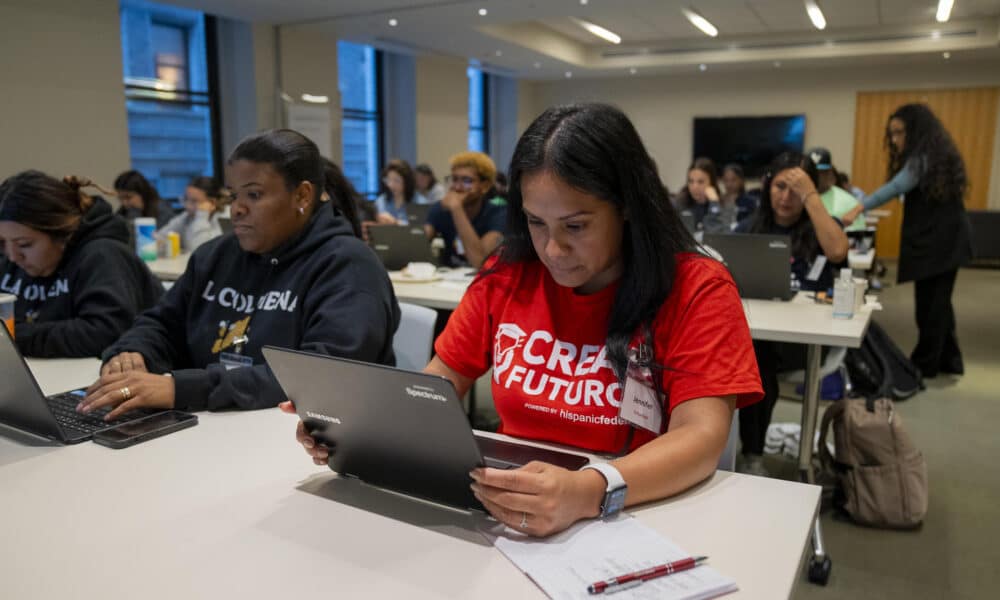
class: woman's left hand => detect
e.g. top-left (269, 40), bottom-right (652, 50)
top-left (79, 371), bottom-right (176, 421)
top-left (470, 461), bottom-right (604, 537)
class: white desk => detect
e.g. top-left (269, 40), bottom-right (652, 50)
top-left (1, 360), bottom-right (819, 600)
top-left (148, 253), bottom-right (191, 281)
top-left (848, 248), bottom-right (875, 271)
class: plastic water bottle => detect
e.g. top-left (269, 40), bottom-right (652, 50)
top-left (832, 268), bottom-right (855, 319)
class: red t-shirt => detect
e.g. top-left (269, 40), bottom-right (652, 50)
top-left (434, 254), bottom-right (763, 454)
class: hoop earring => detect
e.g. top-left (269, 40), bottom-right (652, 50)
top-left (298, 207), bottom-right (305, 215)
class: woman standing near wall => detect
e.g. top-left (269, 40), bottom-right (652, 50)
top-left (863, 103), bottom-right (972, 378)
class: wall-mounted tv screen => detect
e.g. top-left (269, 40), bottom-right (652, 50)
top-left (692, 115), bottom-right (806, 178)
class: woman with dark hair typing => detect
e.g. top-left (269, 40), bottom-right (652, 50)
top-left (78, 129), bottom-right (400, 419)
top-left (0, 171), bottom-right (162, 357)
top-left (863, 103), bottom-right (971, 378)
top-left (286, 103), bottom-right (763, 537)
top-left (734, 152), bottom-right (848, 475)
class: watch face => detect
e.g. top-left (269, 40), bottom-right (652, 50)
top-left (604, 486), bottom-right (627, 517)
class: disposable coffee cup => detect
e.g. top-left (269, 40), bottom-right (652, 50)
top-left (0, 293), bottom-right (16, 340)
top-left (135, 217), bottom-right (157, 262)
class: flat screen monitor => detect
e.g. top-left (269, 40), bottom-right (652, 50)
top-left (692, 115), bottom-right (806, 178)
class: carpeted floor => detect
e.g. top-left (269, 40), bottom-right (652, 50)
top-left (776, 264), bottom-right (1000, 599)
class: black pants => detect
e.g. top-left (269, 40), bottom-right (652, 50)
top-left (911, 268), bottom-right (963, 377)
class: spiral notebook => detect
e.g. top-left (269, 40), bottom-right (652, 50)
top-left (491, 515), bottom-right (737, 600)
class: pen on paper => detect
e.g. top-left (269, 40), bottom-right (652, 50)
top-left (587, 556), bottom-right (709, 594)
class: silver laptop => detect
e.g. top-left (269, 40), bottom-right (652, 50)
top-left (368, 224), bottom-right (435, 270)
top-left (703, 233), bottom-right (795, 301)
top-left (0, 325), bottom-right (156, 444)
top-left (262, 348), bottom-right (590, 511)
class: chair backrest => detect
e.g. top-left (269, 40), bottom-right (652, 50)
top-left (392, 302), bottom-right (438, 372)
top-left (717, 409), bottom-right (740, 471)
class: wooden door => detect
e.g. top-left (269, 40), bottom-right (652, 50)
top-left (851, 88), bottom-right (999, 258)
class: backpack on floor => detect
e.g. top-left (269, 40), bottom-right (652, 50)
top-left (818, 396), bottom-right (928, 528)
top-left (844, 321), bottom-right (923, 400)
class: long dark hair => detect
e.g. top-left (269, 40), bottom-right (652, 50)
top-left (886, 103), bottom-right (967, 203)
top-left (227, 129), bottom-right (324, 205)
top-left (414, 163), bottom-right (437, 190)
top-left (498, 103), bottom-right (699, 380)
top-left (113, 170), bottom-right (160, 219)
top-left (0, 170), bottom-right (93, 242)
top-left (675, 157), bottom-right (719, 209)
top-left (322, 158), bottom-right (363, 238)
top-left (379, 159), bottom-right (417, 204)
top-left (722, 163), bottom-right (746, 196)
top-left (751, 152), bottom-right (821, 262)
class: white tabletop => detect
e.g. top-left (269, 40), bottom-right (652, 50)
top-left (848, 248), bottom-right (875, 271)
top-left (148, 253), bottom-right (191, 281)
top-left (1, 361), bottom-right (820, 600)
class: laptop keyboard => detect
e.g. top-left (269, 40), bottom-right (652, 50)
top-left (46, 391), bottom-right (154, 435)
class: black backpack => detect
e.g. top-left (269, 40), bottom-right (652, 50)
top-left (844, 321), bottom-right (923, 400)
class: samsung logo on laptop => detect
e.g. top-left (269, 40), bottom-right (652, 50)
top-left (405, 385), bottom-right (448, 403)
top-left (768, 240), bottom-right (788, 249)
top-left (306, 411), bottom-right (342, 424)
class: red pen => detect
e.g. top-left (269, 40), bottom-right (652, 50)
top-left (587, 556), bottom-right (708, 594)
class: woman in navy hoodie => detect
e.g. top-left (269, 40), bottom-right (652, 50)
top-left (0, 171), bottom-right (163, 358)
top-left (80, 130), bottom-right (400, 419)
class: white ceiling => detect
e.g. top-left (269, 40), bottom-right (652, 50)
top-left (162, 0), bottom-right (1000, 79)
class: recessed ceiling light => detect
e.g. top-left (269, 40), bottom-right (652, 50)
top-left (943, 51), bottom-right (951, 59)
top-left (682, 8), bottom-right (718, 37)
top-left (931, 30), bottom-right (941, 40)
top-left (572, 18), bottom-right (622, 44)
top-left (565, 71), bottom-right (573, 78)
top-left (629, 67), bottom-right (638, 75)
top-left (773, 60), bottom-right (782, 68)
top-left (937, 0), bottom-right (954, 23)
top-left (388, 18), bottom-right (398, 27)
top-left (580, 0), bottom-right (589, 5)
top-left (301, 94), bottom-right (329, 104)
top-left (479, 8), bottom-right (487, 17)
top-left (804, 0), bottom-right (826, 30)
top-left (495, 50), bottom-right (503, 57)
top-left (533, 62), bottom-right (542, 68)
top-left (699, 63), bottom-right (707, 71)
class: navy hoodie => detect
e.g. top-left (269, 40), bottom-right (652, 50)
top-left (102, 206), bottom-right (400, 412)
top-left (0, 197), bottom-right (163, 358)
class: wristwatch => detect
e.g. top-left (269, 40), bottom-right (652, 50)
top-left (581, 463), bottom-right (627, 518)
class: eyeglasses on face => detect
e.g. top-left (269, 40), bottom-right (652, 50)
top-left (444, 175), bottom-right (481, 188)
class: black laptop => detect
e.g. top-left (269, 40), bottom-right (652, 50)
top-left (405, 203), bottom-right (432, 226)
top-left (368, 224), bottom-right (435, 270)
top-left (703, 233), bottom-right (796, 301)
top-left (0, 325), bottom-right (156, 443)
top-left (262, 348), bottom-right (590, 511)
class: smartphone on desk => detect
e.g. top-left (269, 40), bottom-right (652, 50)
top-left (92, 411), bottom-right (198, 449)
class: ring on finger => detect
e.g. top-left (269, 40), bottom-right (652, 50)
top-left (520, 512), bottom-right (528, 529)
top-left (120, 386), bottom-right (132, 402)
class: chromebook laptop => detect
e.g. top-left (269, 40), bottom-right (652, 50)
top-left (0, 325), bottom-right (155, 444)
top-left (262, 348), bottom-right (590, 511)
top-left (368, 224), bottom-right (435, 270)
top-left (703, 233), bottom-right (796, 301)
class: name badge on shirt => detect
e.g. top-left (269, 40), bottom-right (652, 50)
top-left (806, 255), bottom-right (827, 282)
top-left (219, 352), bottom-right (253, 370)
top-left (617, 344), bottom-right (663, 434)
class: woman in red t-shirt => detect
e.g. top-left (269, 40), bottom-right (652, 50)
top-left (285, 103), bottom-right (763, 537)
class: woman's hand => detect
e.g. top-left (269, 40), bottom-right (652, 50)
top-left (102, 352), bottom-right (149, 376)
top-left (705, 185), bottom-right (720, 203)
top-left (79, 371), bottom-right (175, 421)
top-left (470, 461), bottom-right (605, 537)
top-left (280, 401), bottom-right (333, 466)
top-left (375, 212), bottom-right (399, 225)
top-left (784, 167), bottom-right (820, 205)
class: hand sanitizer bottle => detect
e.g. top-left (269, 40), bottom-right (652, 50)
top-left (833, 268), bottom-right (855, 319)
